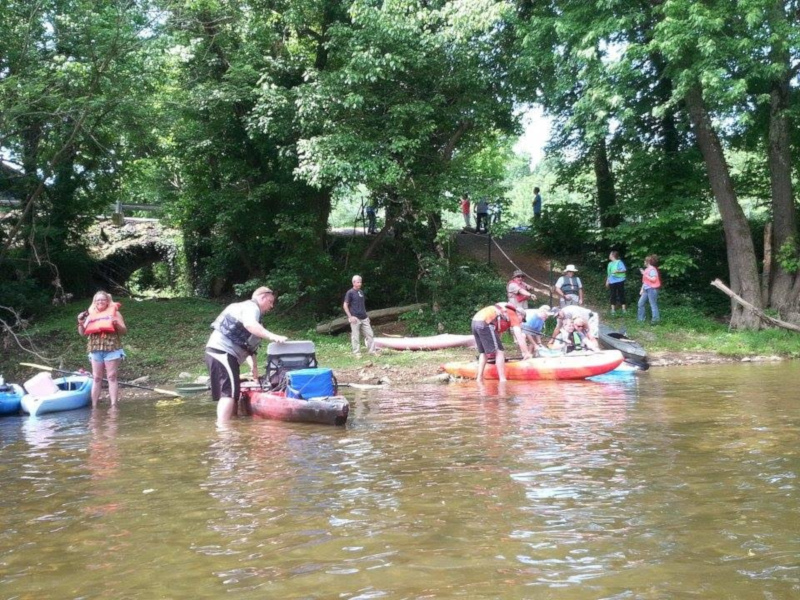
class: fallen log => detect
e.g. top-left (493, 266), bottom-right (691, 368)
top-left (316, 303), bottom-right (427, 335)
top-left (711, 278), bottom-right (800, 333)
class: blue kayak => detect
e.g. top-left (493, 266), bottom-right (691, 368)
top-left (0, 383), bottom-right (24, 416)
top-left (21, 376), bottom-right (93, 417)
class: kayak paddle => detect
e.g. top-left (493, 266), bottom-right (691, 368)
top-left (19, 362), bottom-right (183, 398)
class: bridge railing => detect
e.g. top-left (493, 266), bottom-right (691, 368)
top-left (0, 198), bottom-right (162, 213)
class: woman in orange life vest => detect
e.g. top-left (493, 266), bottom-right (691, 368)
top-left (471, 303), bottom-right (531, 382)
top-left (77, 291), bottom-right (127, 408)
top-left (637, 254), bottom-right (662, 324)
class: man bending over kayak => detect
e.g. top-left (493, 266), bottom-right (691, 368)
top-left (205, 287), bottom-right (287, 423)
top-left (471, 303), bottom-right (531, 382)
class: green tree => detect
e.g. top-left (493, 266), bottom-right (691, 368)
top-left (0, 0), bottom-right (160, 305)
top-left (287, 0), bottom-right (518, 261)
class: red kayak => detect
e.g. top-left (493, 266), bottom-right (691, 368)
top-left (374, 334), bottom-right (476, 351)
top-left (241, 388), bottom-right (349, 426)
top-left (442, 350), bottom-right (624, 381)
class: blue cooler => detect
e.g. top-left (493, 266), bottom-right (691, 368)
top-left (286, 368), bottom-right (335, 399)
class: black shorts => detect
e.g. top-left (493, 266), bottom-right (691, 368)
top-left (471, 321), bottom-right (504, 355)
top-left (609, 281), bottom-right (626, 305)
top-left (205, 348), bottom-right (241, 402)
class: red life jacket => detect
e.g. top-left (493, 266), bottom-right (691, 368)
top-left (507, 278), bottom-right (528, 304)
top-left (83, 302), bottom-right (121, 335)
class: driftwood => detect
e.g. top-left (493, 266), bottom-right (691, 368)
top-left (711, 278), bottom-right (800, 333)
top-left (316, 303), bottom-right (427, 334)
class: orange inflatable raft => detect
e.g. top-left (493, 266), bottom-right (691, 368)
top-left (442, 350), bottom-right (624, 381)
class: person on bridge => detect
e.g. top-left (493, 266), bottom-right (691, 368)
top-left (555, 265), bottom-right (583, 307)
top-left (459, 193), bottom-right (471, 230)
top-left (475, 198), bottom-right (490, 234)
top-left (471, 303), bottom-right (531, 382)
top-left (365, 201), bottom-right (378, 234)
top-left (77, 291), bottom-right (127, 408)
top-left (205, 287), bottom-right (288, 423)
top-left (533, 187), bottom-right (542, 221)
top-left (507, 269), bottom-right (536, 311)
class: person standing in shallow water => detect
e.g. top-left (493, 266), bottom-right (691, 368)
top-left (78, 291), bottom-right (127, 408)
top-left (205, 287), bottom-right (287, 422)
top-left (343, 275), bottom-right (377, 356)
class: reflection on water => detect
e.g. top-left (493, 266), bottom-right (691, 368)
top-left (1, 362), bottom-right (799, 598)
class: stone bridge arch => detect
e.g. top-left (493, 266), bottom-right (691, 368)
top-left (87, 219), bottom-right (180, 290)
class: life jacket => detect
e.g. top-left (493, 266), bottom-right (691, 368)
top-left (494, 304), bottom-right (513, 334)
top-left (507, 278), bottom-right (528, 304)
top-left (83, 302), bottom-right (121, 336)
top-left (642, 266), bottom-right (662, 289)
top-left (562, 331), bottom-right (584, 353)
top-left (560, 276), bottom-right (580, 296)
top-left (474, 303), bottom-right (517, 333)
top-left (211, 300), bottom-right (261, 354)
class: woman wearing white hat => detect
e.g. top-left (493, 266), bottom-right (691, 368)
top-left (555, 265), bottom-right (583, 307)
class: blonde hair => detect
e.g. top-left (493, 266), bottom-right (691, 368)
top-left (90, 291), bottom-right (112, 309)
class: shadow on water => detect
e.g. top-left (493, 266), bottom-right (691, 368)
top-left (1, 362), bottom-right (799, 598)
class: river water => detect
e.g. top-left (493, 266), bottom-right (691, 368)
top-left (1, 362), bottom-right (799, 599)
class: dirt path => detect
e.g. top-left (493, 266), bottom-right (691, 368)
top-left (454, 230), bottom-right (555, 297)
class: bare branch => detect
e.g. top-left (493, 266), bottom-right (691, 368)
top-left (0, 305), bottom-right (55, 362)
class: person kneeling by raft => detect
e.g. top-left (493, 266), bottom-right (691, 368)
top-left (205, 287), bottom-right (288, 423)
top-left (471, 303), bottom-right (531, 382)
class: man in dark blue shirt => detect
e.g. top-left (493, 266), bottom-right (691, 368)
top-left (343, 275), bottom-right (377, 356)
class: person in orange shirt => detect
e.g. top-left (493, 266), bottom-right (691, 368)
top-left (637, 254), bottom-right (662, 324)
top-left (471, 303), bottom-right (531, 382)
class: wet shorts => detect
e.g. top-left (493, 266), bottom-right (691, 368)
top-left (89, 349), bottom-right (126, 363)
top-left (471, 320), bottom-right (504, 355)
top-left (205, 348), bottom-right (240, 402)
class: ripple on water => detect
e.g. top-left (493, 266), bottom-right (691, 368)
top-left (1, 365), bottom-right (800, 598)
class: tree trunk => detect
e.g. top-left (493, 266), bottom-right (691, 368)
top-left (762, 221), bottom-right (772, 306)
top-left (685, 84), bottom-right (762, 329)
top-left (594, 138), bottom-right (619, 229)
top-left (765, 0), bottom-right (800, 318)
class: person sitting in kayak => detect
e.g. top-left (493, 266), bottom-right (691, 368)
top-left (572, 317), bottom-right (599, 351)
top-left (552, 320), bottom-right (587, 353)
top-left (552, 305), bottom-right (600, 339)
top-left (522, 304), bottom-right (557, 355)
top-left (471, 303), bottom-right (531, 382)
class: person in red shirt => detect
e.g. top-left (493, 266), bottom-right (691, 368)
top-left (471, 303), bottom-right (531, 382)
top-left (460, 193), bottom-right (471, 229)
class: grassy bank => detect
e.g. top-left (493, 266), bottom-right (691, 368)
top-left (0, 297), bottom-right (474, 385)
top-left (3, 295), bottom-right (800, 386)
